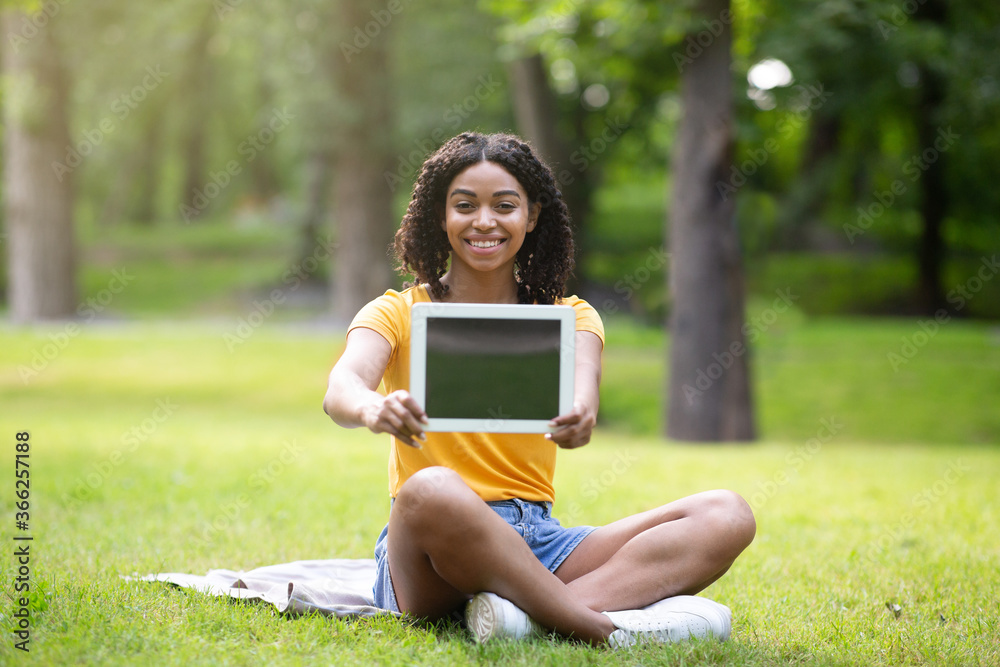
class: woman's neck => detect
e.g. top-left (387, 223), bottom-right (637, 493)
top-left (437, 266), bottom-right (519, 304)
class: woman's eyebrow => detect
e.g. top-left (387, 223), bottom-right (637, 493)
top-left (449, 188), bottom-right (522, 199)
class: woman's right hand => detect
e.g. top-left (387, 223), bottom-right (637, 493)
top-left (325, 328), bottom-right (428, 448)
top-left (362, 389), bottom-right (428, 448)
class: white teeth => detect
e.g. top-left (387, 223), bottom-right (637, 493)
top-left (470, 239), bottom-right (502, 248)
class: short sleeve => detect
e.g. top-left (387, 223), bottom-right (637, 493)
top-left (561, 296), bottom-right (605, 346)
top-left (347, 290), bottom-right (408, 352)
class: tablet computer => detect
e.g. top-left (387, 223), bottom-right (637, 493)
top-left (410, 302), bottom-right (576, 433)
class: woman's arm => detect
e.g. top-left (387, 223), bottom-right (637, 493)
top-left (323, 327), bottom-right (427, 448)
top-left (547, 330), bottom-right (603, 449)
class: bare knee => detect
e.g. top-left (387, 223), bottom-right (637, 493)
top-left (392, 467), bottom-right (479, 533)
top-left (699, 489), bottom-right (756, 556)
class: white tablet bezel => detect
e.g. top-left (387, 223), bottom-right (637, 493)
top-left (410, 302), bottom-right (576, 433)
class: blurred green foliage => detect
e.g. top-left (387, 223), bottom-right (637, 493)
top-left (43, 197), bottom-right (999, 331)
top-left (2, 0), bottom-right (997, 320)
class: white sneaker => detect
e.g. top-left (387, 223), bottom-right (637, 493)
top-left (603, 595), bottom-right (732, 648)
top-left (465, 592), bottom-right (546, 643)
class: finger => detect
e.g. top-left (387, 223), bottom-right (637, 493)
top-left (389, 390), bottom-right (428, 424)
top-left (395, 403), bottom-right (427, 438)
top-left (548, 418), bottom-right (582, 438)
top-left (384, 421), bottom-right (421, 448)
top-left (396, 433), bottom-right (421, 448)
top-left (399, 394), bottom-right (429, 424)
top-left (381, 409), bottom-right (408, 434)
top-left (546, 425), bottom-right (579, 443)
top-left (547, 432), bottom-right (583, 449)
top-left (546, 420), bottom-right (592, 448)
top-left (550, 402), bottom-right (588, 426)
top-left (380, 414), bottom-right (422, 447)
top-left (548, 412), bottom-right (580, 429)
top-left (388, 403), bottom-right (427, 441)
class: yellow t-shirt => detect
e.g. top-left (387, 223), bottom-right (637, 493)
top-left (348, 285), bottom-right (605, 502)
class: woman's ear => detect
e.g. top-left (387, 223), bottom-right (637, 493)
top-left (527, 202), bottom-right (541, 233)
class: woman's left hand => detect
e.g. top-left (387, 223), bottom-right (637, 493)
top-left (546, 400), bottom-right (597, 449)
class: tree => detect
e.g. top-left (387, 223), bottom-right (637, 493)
top-left (484, 0), bottom-right (757, 439)
top-left (129, 104), bottom-right (167, 225)
top-left (177, 8), bottom-right (217, 222)
top-left (507, 52), bottom-right (592, 251)
top-left (745, 0), bottom-right (1000, 317)
top-left (911, 0), bottom-right (949, 314)
top-left (330, 0), bottom-right (396, 321)
top-left (666, 0), bottom-right (755, 441)
top-left (3, 7), bottom-right (77, 321)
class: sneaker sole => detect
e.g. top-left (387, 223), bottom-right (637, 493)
top-left (465, 593), bottom-right (503, 643)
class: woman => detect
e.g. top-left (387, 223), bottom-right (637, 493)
top-left (323, 132), bottom-right (755, 647)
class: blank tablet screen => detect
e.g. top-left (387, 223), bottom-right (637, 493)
top-left (424, 317), bottom-right (561, 420)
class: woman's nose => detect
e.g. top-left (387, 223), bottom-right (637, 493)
top-left (473, 211), bottom-right (496, 229)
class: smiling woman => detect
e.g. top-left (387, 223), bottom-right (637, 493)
top-left (321, 132), bottom-right (755, 648)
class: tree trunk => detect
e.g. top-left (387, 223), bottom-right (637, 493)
top-left (914, 0), bottom-right (949, 315)
top-left (131, 104), bottom-right (166, 225)
top-left (915, 68), bottom-right (947, 314)
top-left (330, 0), bottom-right (395, 322)
top-left (508, 53), bottom-right (592, 288)
top-left (249, 77), bottom-right (281, 201)
top-left (666, 0), bottom-right (755, 442)
top-left (299, 149), bottom-right (332, 267)
top-left (179, 12), bottom-right (215, 222)
top-left (778, 113), bottom-right (840, 251)
top-left (3, 10), bottom-right (77, 321)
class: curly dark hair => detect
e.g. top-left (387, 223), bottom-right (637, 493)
top-left (393, 132), bottom-right (575, 305)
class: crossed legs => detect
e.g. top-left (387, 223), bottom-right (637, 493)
top-left (386, 466), bottom-right (756, 645)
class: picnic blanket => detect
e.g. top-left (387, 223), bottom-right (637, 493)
top-left (129, 558), bottom-right (396, 619)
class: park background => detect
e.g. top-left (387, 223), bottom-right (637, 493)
top-left (1, 0), bottom-right (998, 664)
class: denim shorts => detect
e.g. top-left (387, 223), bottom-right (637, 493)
top-left (373, 498), bottom-right (595, 613)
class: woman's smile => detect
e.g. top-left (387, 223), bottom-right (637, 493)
top-left (465, 237), bottom-right (506, 251)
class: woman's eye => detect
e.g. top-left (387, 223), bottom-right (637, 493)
top-left (455, 202), bottom-right (474, 211)
top-left (496, 202), bottom-right (515, 211)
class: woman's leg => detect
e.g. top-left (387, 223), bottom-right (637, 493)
top-left (386, 466), bottom-right (616, 643)
top-left (554, 489), bottom-right (756, 612)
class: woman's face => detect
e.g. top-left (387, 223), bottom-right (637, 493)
top-left (441, 160), bottom-right (539, 276)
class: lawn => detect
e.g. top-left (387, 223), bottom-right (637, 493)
top-left (1, 318), bottom-right (998, 665)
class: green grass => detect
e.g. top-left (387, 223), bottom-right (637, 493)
top-left (598, 312), bottom-right (1000, 445)
top-left (73, 218), bottom-right (318, 318)
top-left (1, 322), bottom-right (998, 665)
